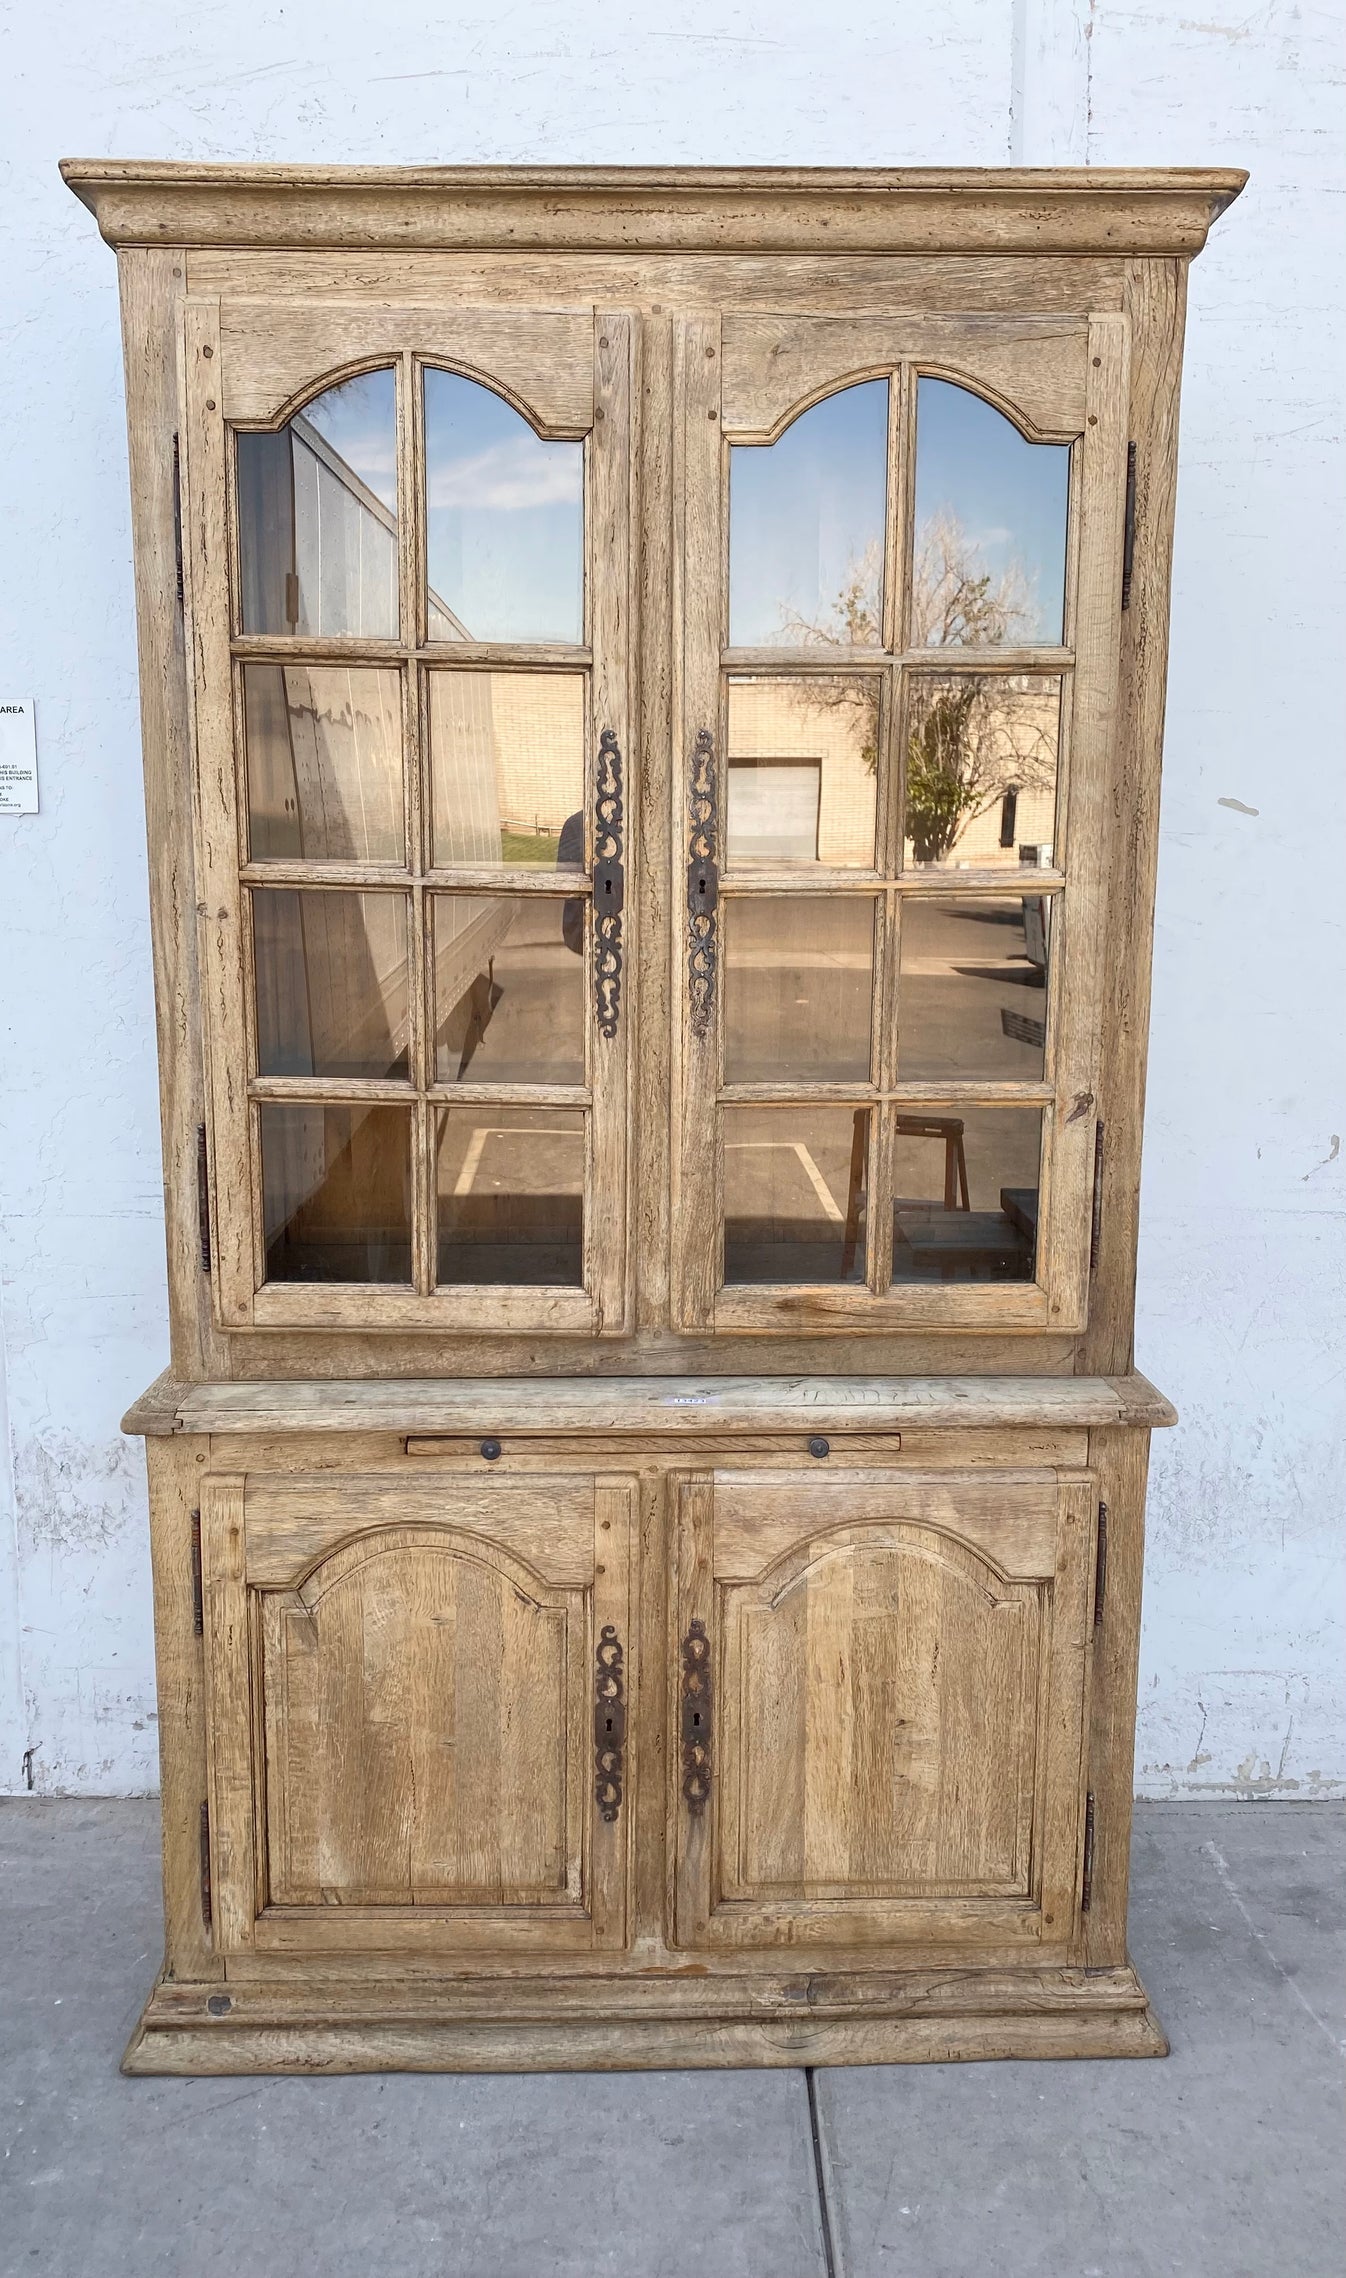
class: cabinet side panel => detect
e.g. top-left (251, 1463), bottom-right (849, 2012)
top-left (145, 1436), bottom-right (223, 1982)
top-left (1082, 1425), bottom-right (1152, 1966)
top-left (1082, 257), bottom-right (1188, 1375)
top-left (116, 248), bottom-right (222, 1376)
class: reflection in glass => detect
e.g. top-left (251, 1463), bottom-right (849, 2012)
top-left (430, 671), bottom-right (586, 869)
top-left (723, 1105), bottom-right (868, 1284)
top-left (903, 673), bottom-right (1060, 869)
top-left (432, 896), bottom-right (585, 1085)
top-left (726, 677), bottom-right (877, 868)
top-left (243, 665), bottom-right (404, 863)
top-left (260, 1103), bottom-right (411, 1283)
top-left (912, 378), bottom-right (1069, 648)
top-left (252, 889), bottom-right (409, 1079)
top-left (424, 371), bottom-right (583, 643)
top-left (897, 896), bottom-right (1049, 1082)
top-left (237, 369), bottom-right (398, 639)
top-left (437, 1106), bottom-right (584, 1286)
top-left (724, 898), bottom-right (874, 1084)
top-left (891, 1106), bottom-right (1041, 1283)
top-left (729, 381), bottom-right (888, 648)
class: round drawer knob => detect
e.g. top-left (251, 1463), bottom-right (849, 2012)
top-left (480, 1437), bottom-right (502, 1462)
top-left (807, 1435), bottom-right (831, 1460)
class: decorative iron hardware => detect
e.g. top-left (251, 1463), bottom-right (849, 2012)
top-left (687, 728), bottom-right (719, 1039)
top-left (1090, 1120), bottom-right (1105, 1272)
top-left (196, 1122), bottom-right (212, 1273)
top-left (190, 1510), bottom-right (204, 1637)
top-left (1081, 1791), bottom-right (1096, 1913)
top-left (593, 1625), bottom-right (627, 1823)
top-left (479, 1438), bottom-right (502, 1462)
top-left (593, 727), bottom-right (625, 1040)
top-left (1121, 442), bottom-right (1137, 609)
top-left (199, 1800), bottom-right (213, 1930)
top-left (680, 1618), bottom-right (713, 1816)
top-left (171, 433), bottom-right (184, 608)
top-left (808, 1436), bottom-right (831, 1460)
top-left (1093, 1503), bottom-right (1109, 1627)
top-left (206, 1993), bottom-right (232, 2017)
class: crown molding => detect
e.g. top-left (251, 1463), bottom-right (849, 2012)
top-left (60, 161), bottom-right (1247, 259)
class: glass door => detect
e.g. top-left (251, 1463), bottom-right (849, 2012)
top-left (182, 302), bottom-right (633, 1334)
top-left (673, 310), bottom-right (1129, 1334)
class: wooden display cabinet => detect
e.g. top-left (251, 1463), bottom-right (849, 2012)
top-left (63, 161), bottom-right (1243, 2073)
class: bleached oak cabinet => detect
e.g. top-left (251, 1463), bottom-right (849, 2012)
top-left (64, 161), bottom-right (1243, 2074)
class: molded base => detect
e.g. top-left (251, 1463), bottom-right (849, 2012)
top-left (122, 1962), bottom-right (1168, 2074)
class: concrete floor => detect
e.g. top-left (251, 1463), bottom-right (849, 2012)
top-left (1, 1802), bottom-right (1342, 2278)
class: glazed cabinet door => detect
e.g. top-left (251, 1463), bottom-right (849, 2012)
top-left (180, 296), bottom-right (634, 1335)
top-left (673, 308), bottom-right (1129, 1336)
top-left (671, 1469), bottom-right (1096, 1955)
top-left (200, 1469), bottom-right (633, 1955)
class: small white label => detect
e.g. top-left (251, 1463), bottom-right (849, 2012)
top-left (0, 700), bottom-right (38, 815)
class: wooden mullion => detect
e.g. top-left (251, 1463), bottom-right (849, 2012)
top-left (894, 865), bottom-right (1066, 897)
top-left (425, 1082), bottom-right (591, 1107)
top-left (422, 867), bottom-right (590, 895)
top-left (231, 639), bottom-right (595, 667)
top-left (249, 1076), bottom-right (417, 1104)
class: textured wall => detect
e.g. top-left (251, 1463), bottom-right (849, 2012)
top-left (0, 0), bottom-right (1340, 1794)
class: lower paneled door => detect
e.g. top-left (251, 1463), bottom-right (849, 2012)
top-left (671, 1469), bottom-right (1097, 1955)
top-left (199, 1468), bottom-right (633, 1957)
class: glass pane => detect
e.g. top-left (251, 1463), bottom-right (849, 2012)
top-left (237, 369), bottom-right (398, 639)
top-left (432, 895), bottom-right (585, 1084)
top-left (437, 1107), bottom-right (584, 1286)
top-left (723, 1105), bottom-right (869, 1284)
top-left (260, 1103), bottom-right (411, 1283)
top-left (897, 896), bottom-right (1049, 1082)
top-left (252, 889), bottom-right (409, 1079)
top-left (912, 378), bottom-right (1069, 648)
top-left (903, 673), bottom-right (1060, 870)
top-left (891, 1106), bottom-right (1041, 1283)
top-left (726, 677), bottom-right (877, 868)
top-left (424, 371), bottom-right (583, 643)
top-left (430, 671), bottom-right (586, 869)
top-left (243, 665), bottom-right (403, 863)
top-left (729, 381), bottom-right (888, 648)
top-left (724, 897), bottom-right (874, 1084)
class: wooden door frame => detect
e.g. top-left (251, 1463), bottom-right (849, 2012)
top-left (200, 1469), bottom-right (635, 1956)
top-left (670, 312), bottom-right (1130, 1338)
top-left (670, 1467), bottom-right (1096, 1956)
top-left (180, 296), bottom-right (634, 1336)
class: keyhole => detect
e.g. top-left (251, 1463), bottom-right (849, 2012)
top-left (605, 1716), bottom-right (615, 1735)
top-left (692, 1712), bottom-right (702, 1728)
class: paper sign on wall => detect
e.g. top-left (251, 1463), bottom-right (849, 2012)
top-left (0, 700), bottom-right (39, 815)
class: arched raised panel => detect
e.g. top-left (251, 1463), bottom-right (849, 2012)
top-left (219, 303), bottom-right (595, 435)
top-left (261, 1526), bottom-right (583, 1907)
top-left (719, 1524), bottom-right (1041, 1902)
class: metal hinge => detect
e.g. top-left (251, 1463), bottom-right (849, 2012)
top-left (190, 1510), bottom-right (204, 1637)
top-left (1081, 1792), bottom-right (1096, 1914)
top-left (1121, 442), bottom-right (1137, 609)
top-left (171, 434), bottom-right (184, 608)
top-left (196, 1122), bottom-right (212, 1274)
top-left (593, 1625), bottom-right (626, 1822)
top-left (1093, 1503), bottom-right (1109, 1627)
top-left (680, 1619), bottom-right (713, 1815)
top-left (1090, 1120), bottom-right (1105, 1272)
top-left (199, 1800), bottom-right (213, 1929)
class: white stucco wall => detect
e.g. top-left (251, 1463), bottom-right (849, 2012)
top-left (1, 0), bottom-right (1341, 1796)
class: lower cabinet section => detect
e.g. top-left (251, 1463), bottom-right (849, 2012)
top-left (127, 1420), bottom-right (1166, 2074)
top-left (672, 1470), bottom-right (1094, 1953)
top-left (201, 1469), bottom-right (633, 1956)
